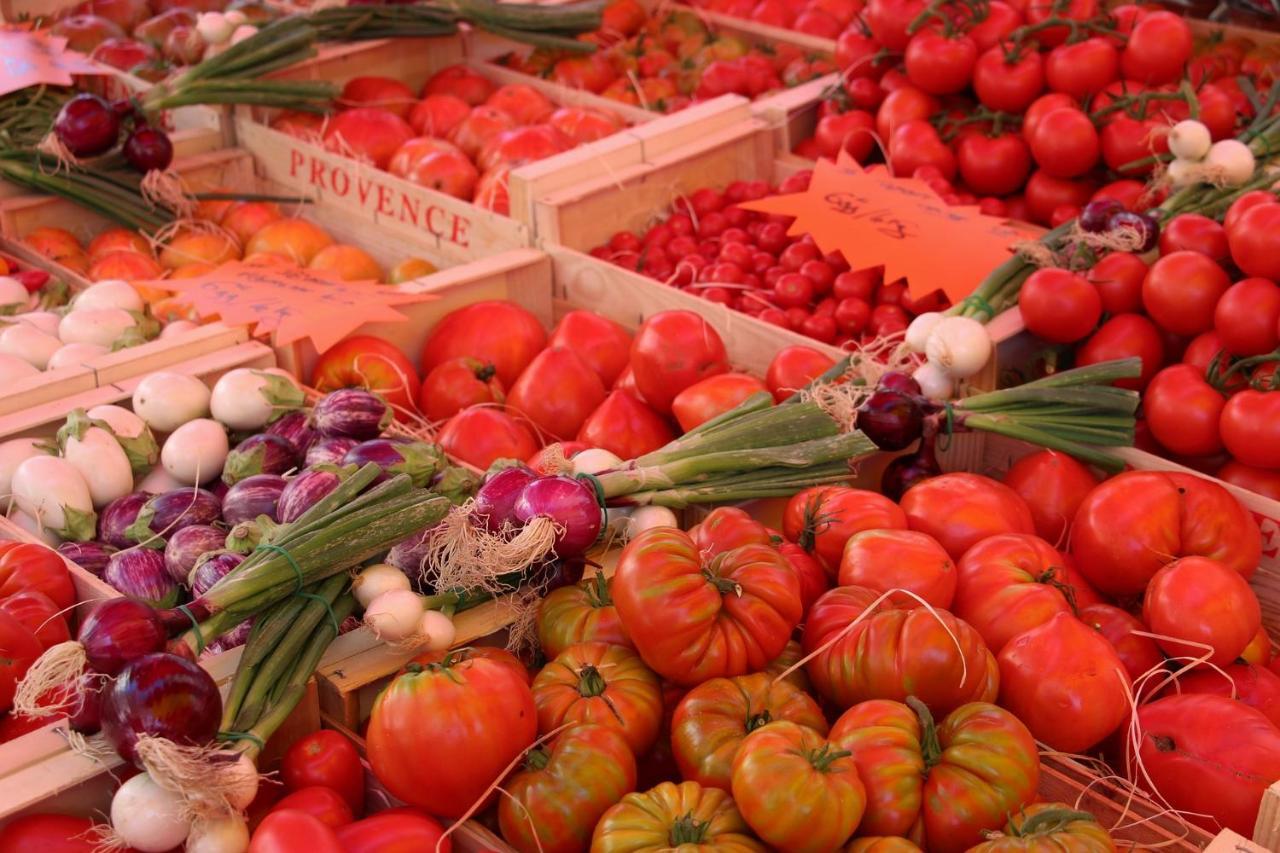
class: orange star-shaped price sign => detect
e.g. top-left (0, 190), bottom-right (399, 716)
top-left (741, 151), bottom-right (1036, 304)
top-left (0, 31), bottom-right (105, 98)
top-left (149, 262), bottom-right (437, 354)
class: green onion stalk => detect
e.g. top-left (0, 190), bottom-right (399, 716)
top-left (953, 99), bottom-right (1280, 322)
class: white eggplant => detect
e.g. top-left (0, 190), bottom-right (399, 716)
top-left (132, 372), bottom-right (211, 432)
top-left (13, 311), bottom-right (61, 336)
top-left (0, 322), bottom-right (62, 369)
top-left (58, 308), bottom-right (137, 348)
top-left (73, 279), bottom-right (144, 313)
top-left (11, 454), bottom-right (97, 541)
top-left (137, 465), bottom-right (184, 493)
top-left (161, 419), bottom-right (229, 485)
top-left (6, 507), bottom-right (60, 546)
top-left (159, 320), bottom-right (199, 339)
top-left (87, 404), bottom-right (160, 474)
top-left (0, 277), bottom-right (30, 312)
top-left (0, 438), bottom-right (45, 498)
top-left (58, 411), bottom-right (135, 508)
top-left (209, 368), bottom-right (304, 432)
top-left (0, 353), bottom-right (39, 384)
top-left (47, 342), bottom-right (109, 371)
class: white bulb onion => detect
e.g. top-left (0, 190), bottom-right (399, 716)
top-left (352, 563), bottom-right (412, 610)
top-left (1167, 120), bottom-right (1212, 162)
top-left (625, 505), bottom-right (679, 538)
top-left (913, 361), bottom-right (954, 401)
top-left (109, 773), bottom-right (191, 853)
top-left (365, 589), bottom-right (424, 643)
top-left (418, 609), bottom-right (456, 652)
top-left (924, 316), bottom-right (992, 379)
top-left (904, 312), bottom-right (944, 354)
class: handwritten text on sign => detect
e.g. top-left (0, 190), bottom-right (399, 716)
top-left (153, 262), bottom-right (435, 354)
top-left (0, 31), bottom-right (105, 98)
top-left (741, 152), bottom-right (1033, 304)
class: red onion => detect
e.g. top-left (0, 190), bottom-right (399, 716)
top-left (859, 391), bottom-right (925, 451)
top-left (311, 389), bottom-right (390, 440)
top-left (472, 466), bottom-right (536, 533)
top-left (57, 541), bottom-right (117, 577)
top-left (222, 434), bottom-right (299, 486)
top-left (878, 372), bottom-right (923, 396)
top-left (342, 439), bottom-right (443, 487)
top-left (78, 598), bottom-right (167, 676)
top-left (221, 473), bottom-right (286, 525)
top-left (385, 525), bottom-right (438, 581)
top-left (105, 549), bottom-right (179, 608)
top-left (881, 439), bottom-right (943, 502)
top-left (69, 674), bottom-right (103, 734)
top-left (190, 551), bottom-right (244, 597)
top-left (305, 436), bottom-right (357, 467)
top-left (513, 475), bottom-right (603, 558)
top-left (53, 93), bottom-right (121, 158)
top-left (163, 525), bottom-right (226, 585)
top-left (100, 652), bottom-right (221, 766)
top-left (266, 410), bottom-right (318, 454)
top-left (99, 491), bottom-right (152, 549)
top-left (277, 468), bottom-right (341, 524)
top-left (122, 125), bottom-right (173, 172)
top-left (125, 488), bottom-right (222, 545)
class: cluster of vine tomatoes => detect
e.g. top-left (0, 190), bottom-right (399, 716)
top-left (1015, 193), bottom-right (1280, 499)
top-left (590, 171), bottom-right (951, 346)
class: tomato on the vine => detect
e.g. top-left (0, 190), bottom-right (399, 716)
top-left (1029, 108), bottom-right (1100, 178)
top-left (1215, 277), bottom-right (1280, 356)
top-left (1085, 252), bottom-right (1147, 314)
top-left (1045, 37), bottom-right (1119, 98)
top-left (1019, 268), bottom-right (1102, 343)
top-left (1075, 313), bottom-right (1165, 391)
top-left (956, 132), bottom-right (1032, 197)
top-left (904, 32), bottom-right (978, 96)
top-left (1221, 390), bottom-right (1280, 470)
top-left (1227, 201), bottom-right (1280, 281)
top-left (1121, 11), bottom-right (1193, 84)
top-left (1143, 364), bottom-right (1226, 457)
top-left (973, 48), bottom-right (1045, 113)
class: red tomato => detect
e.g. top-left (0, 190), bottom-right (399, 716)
top-left (408, 94), bottom-right (470, 138)
top-left (414, 646), bottom-right (530, 686)
top-left (1224, 191), bottom-right (1277, 232)
top-left (438, 406), bottom-right (539, 469)
top-left (1029, 108), bottom-right (1099, 178)
top-left (1092, 178), bottom-right (1147, 211)
top-left (689, 507), bottom-right (771, 558)
top-left (420, 300), bottom-right (547, 387)
top-left (0, 610), bottom-right (42, 713)
top-left (766, 346), bottom-right (836, 403)
top-left (874, 87), bottom-right (939, 142)
top-left (339, 76), bottom-right (416, 119)
top-left (1075, 313), bottom-right (1165, 391)
top-left (814, 110), bottom-right (877, 162)
top-left (1221, 390), bottom-right (1280, 470)
top-left (0, 543), bottom-right (75, 611)
top-left (1085, 252), bottom-right (1147, 315)
top-left (337, 812), bottom-right (452, 853)
top-left (1141, 251), bottom-right (1231, 337)
top-left (671, 373), bottom-right (769, 432)
top-left (1001, 450), bottom-right (1099, 546)
top-left (0, 590), bottom-right (68, 650)
top-left (1218, 461), bottom-right (1280, 500)
top-left (423, 65), bottom-right (496, 106)
top-left (629, 311), bottom-right (729, 415)
top-left (973, 48), bottom-right (1044, 113)
top-left (838, 529), bottom-right (956, 609)
top-left (1130, 695), bottom-right (1280, 835)
top-left (506, 347), bottom-right (607, 442)
top-left (1175, 663), bottom-right (1280, 728)
top-left (1023, 170), bottom-right (1096, 226)
top-left (890, 121), bottom-right (956, 181)
top-left (1021, 93), bottom-right (1077, 143)
top-left (1071, 471), bottom-right (1261, 595)
top-left (956, 132), bottom-right (1031, 197)
top-left (900, 473), bottom-right (1035, 559)
top-left (0, 814), bottom-right (113, 853)
top-left (777, 541), bottom-right (830, 616)
top-left (1025, 0), bottom-right (1097, 46)
top-left (1159, 214), bottom-right (1229, 263)
top-left (1121, 11), bottom-right (1192, 84)
top-left (281, 730), bottom-right (365, 815)
top-left (1243, 624), bottom-right (1272, 666)
top-left (312, 336), bottom-right (421, 418)
top-left (864, 0), bottom-right (928, 50)
top-left (270, 786), bottom-right (355, 830)
top-left (1045, 38), bottom-right (1119, 98)
top-left (418, 357), bottom-right (504, 422)
top-left (966, 1), bottom-right (1024, 51)
top-left (250, 810), bottom-right (343, 853)
top-left (998, 612), bottom-right (1131, 752)
top-left (1227, 202), bottom-right (1280, 281)
top-left (837, 30), bottom-right (895, 79)
top-left (548, 310), bottom-right (632, 388)
top-left (1099, 115), bottom-right (1166, 176)
top-left (904, 32), bottom-right (977, 95)
top-left (1216, 278), bottom-right (1280, 356)
top-left (577, 389), bottom-right (670, 461)
top-left (537, 572), bottom-right (632, 659)
top-left (1018, 268), bottom-right (1102, 344)
top-left (323, 109), bottom-right (414, 170)
top-left (783, 487), bottom-right (908, 575)
top-left (1143, 364), bottom-right (1225, 457)
top-left (1079, 602), bottom-right (1165, 686)
top-left (533, 641), bottom-right (662, 755)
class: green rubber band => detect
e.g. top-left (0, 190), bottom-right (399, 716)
top-left (961, 294), bottom-right (996, 320)
top-left (939, 403), bottom-right (955, 453)
top-left (177, 605), bottom-right (204, 656)
top-left (256, 542), bottom-right (304, 594)
top-left (297, 591), bottom-right (341, 636)
top-left (216, 730), bottom-right (265, 751)
top-left (575, 472), bottom-right (607, 511)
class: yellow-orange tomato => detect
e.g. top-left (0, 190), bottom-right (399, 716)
top-left (88, 250), bottom-right (164, 282)
top-left (87, 227), bottom-right (152, 261)
top-left (58, 252), bottom-right (91, 276)
top-left (308, 244), bottom-right (384, 282)
top-left (1242, 624), bottom-right (1273, 666)
top-left (220, 201), bottom-right (282, 246)
top-left (388, 257), bottom-right (437, 283)
top-left (242, 252), bottom-right (293, 267)
top-left (23, 226), bottom-right (83, 261)
top-left (245, 218), bottom-right (334, 265)
top-left (167, 263), bottom-right (216, 281)
top-left (195, 190), bottom-right (235, 222)
top-left (159, 231), bottom-right (239, 270)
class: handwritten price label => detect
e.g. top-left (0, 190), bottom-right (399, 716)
top-left (741, 152), bottom-right (1037, 304)
top-left (149, 262), bottom-right (437, 353)
top-left (0, 31), bottom-right (105, 98)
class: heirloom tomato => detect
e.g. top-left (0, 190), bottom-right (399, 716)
top-left (838, 529), bottom-right (956, 609)
top-left (671, 672), bottom-right (828, 791)
top-left (900, 473), bottom-right (1035, 559)
top-left (730, 722), bottom-right (866, 853)
top-left (765, 640), bottom-right (813, 692)
top-left (414, 646), bottom-right (530, 684)
top-left (688, 507), bottom-right (771, 557)
top-left (0, 590), bottom-right (68, 650)
top-left (311, 336), bottom-right (420, 418)
top-left (802, 586), bottom-right (998, 713)
top-left (549, 310), bottom-right (632, 387)
top-left (0, 610), bottom-right (41, 713)
top-left (506, 347), bottom-right (607, 441)
top-left (1142, 556), bottom-right (1260, 665)
top-left (1174, 663), bottom-right (1280, 727)
top-left (775, 540), bottom-right (829, 615)
top-left (499, 724), bottom-right (637, 853)
top-left (628, 311), bottom-right (729, 415)
top-left (671, 374), bottom-right (769, 432)
top-left (438, 406), bottom-right (539, 470)
top-left (418, 357), bottom-right (504, 422)
top-left (420, 300), bottom-right (547, 386)
top-left (1078, 603), bottom-right (1164, 686)
top-left (337, 812), bottom-right (450, 853)
top-left (0, 541), bottom-right (76, 610)
top-left (590, 780), bottom-right (764, 853)
top-left (612, 530), bottom-right (802, 686)
top-left (830, 699), bottom-right (1039, 852)
top-left (1070, 471), bottom-right (1261, 596)
top-left (281, 730), bottom-right (365, 814)
top-left (577, 390), bottom-right (675, 461)
top-left (536, 572), bottom-right (632, 659)
top-left (966, 804), bottom-right (1115, 852)
top-left (1000, 450), bottom-right (1098, 545)
top-left (366, 654), bottom-right (536, 818)
top-left (847, 840), bottom-right (923, 852)
top-left (532, 642), bottom-right (663, 755)
top-left (783, 486), bottom-right (908, 575)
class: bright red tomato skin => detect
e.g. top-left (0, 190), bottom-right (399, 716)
top-left (337, 812), bottom-right (452, 853)
top-left (838, 529), bottom-right (956, 609)
top-left (270, 786), bottom-right (355, 829)
top-left (281, 730), bottom-right (365, 815)
top-left (0, 543), bottom-right (75, 611)
top-left (904, 32), bottom-right (977, 95)
top-left (766, 346), bottom-right (836, 402)
top-left (311, 336), bottom-right (421, 417)
top-left (1023, 170), bottom-right (1096, 226)
top-left (775, 541), bottom-right (829, 615)
top-left (1216, 278), bottom-right (1280, 356)
top-left (671, 373), bottom-right (769, 432)
top-left (1001, 450), bottom-right (1098, 545)
top-left (420, 300), bottom-right (547, 386)
top-left (1144, 556), bottom-right (1261, 665)
top-left (1078, 602), bottom-right (1165, 687)
top-left (783, 487), bottom-right (908, 575)
top-left (577, 390), bottom-right (674, 460)
top-left (0, 610), bottom-right (42, 713)
top-left (629, 311), bottom-right (729, 415)
top-left (438, 406), bottom-right (538, 469)
top-left (1143, 364), bottom-right (1225, 457)
top-left (900, 473), bottom-right (1035, 560)
top-left (1227, 202), bottom-right (1280, 281)
top-left (1159, 214), bottom-right (1229, 263)
top-left (1085, 252), bottom-right (1147, 315)
top-left (0, 590), bottom-right (68, 650)
top-left (1018, 268), bottom-right (1102, 343)
top-left (548, 310), bottom-right (632, 387)
top-left (506, 347), bottom-right (607, 442)
top-left (973, 48), bottom-right (1044, 113)
top-left (1045, 38), bottom-right (1119, 98)
top-left (1143, 251), bottom-right (1232, 337)
top-left (0, 814), bottom-right (113, 853)
top-left (419, 357), bottom-right (504, 422)
top-left (1218, 461), bottom-right (1280, 500)
top-left (1029, 108), bottom-right (1100, 178)
top-left (956, 133), bottom-right (1031, 197)
top-left (1075, 313), bottom-right (1164, 391)
top-left (1221, 391), bottom-right (1280, 470)
top-left (250, 810), bottom-right (344, 853)
top-left (532, 641), bottom-right (662, 755)
top-left (1175, 663), bottom-right (1280, 728)
top-left (1121, 11), bottom-right (1192, 84)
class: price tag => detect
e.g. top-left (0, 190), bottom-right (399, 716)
top-left (0, 30), bottom-right (105, 98)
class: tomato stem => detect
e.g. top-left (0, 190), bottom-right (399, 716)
top-left (746, 710), bottom-right (773, 732)
top-left (1008, 807), bottom-right (1097, 838)
top-left (702, 563), bottom-right (744, 597)
top-left (906, 696), bottom-right (944, 770)
top-left (576, 664), bottom-right (609, 698)
top-left (806, 742), bottom-right (853, 773)
top-left (668, 812), bottom-right (712, 845)
top-left (524, 746), bottom-right (551, 772)
top-left (585, 571), bottom-right (614, 609)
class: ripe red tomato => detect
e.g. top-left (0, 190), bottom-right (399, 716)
top-left (1018, 268), bottom-right (1102, 343)
top-left (999, 612), bottom-right (1131, 752)
top-left (1078, 602), bottom-right (1165, 686)
top-left (1029, 108), bottom-right (1100, 178)
top-left (1221, 390), bottom-right (1280, 470)
top-left (783, 487), bottom-right (908, 574)
top-left (1085, 252), bottom-right (1147, 315)
top-left (423, 65), bottom-right (496, 106)
top-left (270, 786), bottom-right (355, 830)
top-left (1227, 201), bottom-right (1280, 281)
top-left (1175, 663), bottom-right (1280, 728)
top-left (250, 810), bottom-right (343, 853)
top-left (311, 336), bottom-right (421, 419)
top-left (1021, 93), bottom-right (1077, 143)
top-left (776, 541), bottom-right (830, 615)
top-left (1218, 460), bottom-right (1280, 500)
top-left (1224, 191), bottom-right (1277, 232)
top-left (874, 86), bottom-right (939, 142)
top-left (548, 310), bottom-right (632, 388)
top-left (966, 0), bottom-right (1024, 50)
top-left (1099, 115), bottom-right (1166, 176)
top-left (1045, 38), bottom-right (1119, 98)
top-left (1216, 278), bottom-right (1280, 356)
top-left (506, 347), bottom-right (607, 441)
top-left (837, 31), bottom-right (895, 79)
top-left (0, 814), bottom-right (103, 853)
top-left (838, 529), bottom-right (956, 609)
top-left (1070, 471), bottom-right (1261, 595)
top-left (814, 110), bottom-right (877, 162)
top-left (420, 300), bottom-right (547, 386)
top-left (1243, 624), bottom-right (1272, 666)
top-left (1001, 450), bottom-right (1099, 545)
top-left (337, 812), bottom-right (452, 853)
top-left (689, 507), bottom-right (772, 558)
top-left (533, 641), bottom-right (662, 755)
top-left (1023, 170), bottom-right (1096, 226)
top-left (629, 311), bottom-right (729, 415)
top-left (577, 389), bottom-right (674, 460)
top-left (671, 373), bottom-right (769, 432)
top-left (1141, 251), bottom-right (1231, 337)
top-left (1121, 11), bottom-right (1193, 84)
top-left (0, 610), bottom-right (42, 713)
top-left (1143, 364), bottom-right (1225, 457)
top-left (408, 94), bottom-right (471, 138)
top-left (0, 590), bottom-right (67, 651)
top-left (890, 121), bottom-right (956, 181)
top-left (1075, 313), bottom-right (1165, 391)
top-left (281, 730), bottom-right (365, 815)
top-left (900, 473), bottom-right (1035, 559)
top-left (765, 346), bottom-right (836, 403)
top-left (438, 406), bottom-right (539, 469)
top-left (612, 529), bottom-right (802, 686)
top-left (956, 133), bottom-right (1031, 197)
top-left (339, 76), bottom-right (416, 119)
top-left (0, 542), bottom-right (75, 611)
top-left (1025, 0), bottom-right (1097, 46)
top-left (973, 48), bottom-right (1044, 113)
top-left (904, 32), bottom-right (978, 95)
top-left (323, 109), bottom-right (414, 170)
top-left (418, 357), bottom-right (504, 422)
top-left (1159, 214), bottom-right (1229, 263)
top-left (864, 0), bottom-right (928, 50)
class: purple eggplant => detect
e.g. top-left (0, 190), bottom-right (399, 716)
top-left (222, 433), bottom-right (299, 486)
top-left (305, 436), bottom-right (357, 467)
top-left (203, 618), bottom-right (253, 657)
top-left (100, 652), bottom-right (221, 767)
top-left (124, 488), bottom-right (222, 547)
top-left (266, 410), bottom-right (318, 454)
top-left (163, 525), bottom-right (226, 585)
top-left (310, 388), bottom-right (390, 440)
top-left (277, 468), bottom-right (344, 524)
top-left (190, 551), bottom-right (245, 596)
top-left (104, 549), bottom-right (179, 608)
top-left (472, 466), bottom-right (536, 533)
top-left (342, 439), bottom-right (444, 487)
top-left (221, 473), bottom-right (287, 526)
top-left (57, 541), bottom-right (117, 577)
top-left (98, 492), bottom-right (152, 549)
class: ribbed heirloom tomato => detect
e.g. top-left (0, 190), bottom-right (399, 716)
top-left (783, 486), bottom-right (908, 575)
top-left (689, 506), bottom-right (771, 557)
top-left (536, 572), bottom-right (632, 659)
top-left (671, 672), bottom-right (828, 791)
top-left (591, 781), bottom-right (764, 853)
top-left (0, 542), bottom-right (75, 610)
top-left (967, 804), bottom-right (1115, 852)
top-left (532, 642), bottom-right (663, 755)
top-left (899, 473), bottom-right (1035, 559)
top-left (612, 529), bottom-right (802, 686)
top-left (830, 699), bottom-right (1039, 853)
top-left (837, 529), bottom-right (956, 609)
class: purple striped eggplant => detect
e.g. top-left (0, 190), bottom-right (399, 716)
top-left (163, 525), bottom-right (226, 585)
top-left (277, 467), bottom-right (344, 524)
top-left (221, 473), bottom-right (287, 526)
top-left (310, 389), bottom-right (390, 440)
top-left (57, 540), bottom-right (117, 577)
top-left (305, 436), bottom-right (357, 467)
top-left (124, 488), bottom-right (221, 547)
top-left (104, 549), bottom-right (179, 608)
top-left (266, 409), bottom-right (318, 454)
top-left (221, 434), bottom-right (299, 486)
top-left (342, 439), bottom-right (445, 487)
top-left (98, 492), bottom-right (152, 549)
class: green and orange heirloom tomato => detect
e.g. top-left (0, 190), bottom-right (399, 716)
top-left (671, 672), bottom-right (828, 791)
top-left (802, 585), bottom-right (999, 714)
top-left (730, 721), bottom-right (867, 853)
top-left (965, 804), bottom-right (1117, 852)
top-left (830, 698), bottom-right (1040, 853)
top-left (536, 572), bottom-right (633, 659)
top-left (499, 723), bottom-right (638, 853)
top-left (532, 641), bottom-right (663, 755)
top-left (688, 507), bottom-right (772, 558)
top-left (590, 780), bottom-right (766, 853)
top-left (845, 839), bottom-right (924, 852)
top-left (612, 529), bottom-right (802, 687)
